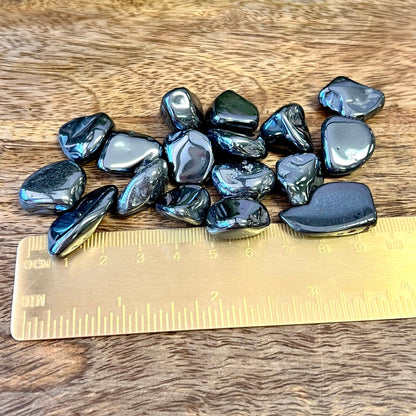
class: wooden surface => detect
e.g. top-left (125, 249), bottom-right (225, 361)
top-left (1, 0), bottom-right (416, 414)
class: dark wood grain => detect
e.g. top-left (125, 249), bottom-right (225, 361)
top-left (1, 0), bottom-right (416, 414)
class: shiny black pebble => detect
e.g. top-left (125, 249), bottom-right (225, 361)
top-left (279, 182), bottom-right (377, 236)
top-left (206, 129), bottom-right (267, 160)
top-left (164, 129), bottom-right (214, 184)
top-left (206, 197), bottom-right (270, 239)
top-left (19, 160), bottom-right (86, 214)
top-left (276, 153), bottom-right (323, 206)
top-left (319, 76), bottom-right (385, 121)
top-left (97, 131), bottom-right (162, 173)
top-left (322, 116), bottom-right (375, 176)
top-left (160, 87), bottom-right (204, 131)
top-left (48, 185), bottom-right (117, 257)
top-left (58, 112), bottom-right (114, 163)
top-left (206, 90), bottom-right (259, 133)
top-left (156, 185), bottom-right (211, 225)
top-left (116, 158), bottom-right (168, 216)
top-left (212, 161), bottom-right (275, 200)
top-left (259, 103), bottom-right (313, 153)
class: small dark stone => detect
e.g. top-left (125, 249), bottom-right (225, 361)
top-left (116, 158), bottom-right (168, 216)
top-left (19, 160), bottom-right (86, 214)
top-left (48, 185), bottom-right (118, 257)
top-left (97, 131), bottom-right (162, 173)
top-left (160, 87), bottom-right (204, 131)
top-left (212, 161), bottom-right (275, 200)
top-left (205, 90), bottom-right (259, 133)
top-left (259, 103), bottom-right (313, 153)
top-left (206, 129), bottom-right (267, 160)
top-left (279, 182), bottom-right (377, 236)
top-left (58, 112), bottom-right (114, 163)
top-left (319, 76), bottom-right (385, 121)
top-left (206, 197), bottom-right (270, 239)
top-left (164, 129), bottom-right (214, 184)
top-left (156, 185), bottom-right (211, 225)
top-left (276, 153), bottom-right (323, 205)
top-left (321, 116), bottom-right (375, 176)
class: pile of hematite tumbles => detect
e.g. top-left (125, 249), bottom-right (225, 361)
top-left (18, 76), bottom-right (385, 257)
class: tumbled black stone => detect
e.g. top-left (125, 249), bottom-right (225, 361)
top-left (276, 153), bottom-right (323, 205)
top-left (97, 131), bottom-right (162, 173)
top-left (19, 160), bottom-right (86, 214)
top-left (116, 159), bottom-right (168, 216)
top-left (206, 129), bottom-right (267, 160)
top-left (164, 129), bottom-right (214, 184)
top-left (206, 197), bottom-right (270, 239)
top-left (206, 90), bottom-right (259, 133)
top-left (212, 161), bottom-right (275, 200)
top-left (279, 182), bottom-right (377, 236)
top-left (58, 113), bottom-right (114, 163)
top-left (160, 87), bottom-right (204, 131)
top-left (322, 116), bottom-right (375, 176)
top-left (48, 185), bottom-right (117, 257)
top-left (319, 76), bottom-right (385, 121)
top-left (259, 103), bottom-right (313, 153)
top-left (156, 185), bottom-right (211, 225)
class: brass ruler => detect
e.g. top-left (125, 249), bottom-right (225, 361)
top-left (11, 217), bottom-right (416, 341)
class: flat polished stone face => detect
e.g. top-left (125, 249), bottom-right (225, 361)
top-left (48, 185), bottom-right (118, 257)
top-left (97, 131), bottom-right (162, 173)
top-left (279, 182), bottom-right (377, 236)
top-left (319, 76), bottom-right (385, 120)
top-left (156, 184), bottom-right (211, 225)
top-left (206, 197), bottom-right (270, 239)
top-left (259, 103), bottom-right (313, 153)
top-left (19, 160), bottom-right (86, 214)
top-left (58, 112), bottom-right (114, 163)
top-left (206, 90), bottom-right (259, 133)
top-left (321, 116), bottom-right (375, 176)
top-left (160, 87), bottom-right (204, 131)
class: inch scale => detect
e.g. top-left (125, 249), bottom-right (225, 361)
top-left (11, 217), bottom-right (416, 341)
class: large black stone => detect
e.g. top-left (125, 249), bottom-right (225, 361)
top-left (48, 185), bottom-right (117, 257)
top-left (259, 103), bottom-right (313, 153)
top-left (279, 182), bottom-right (377, 236)
top-left (164, 129), bottom-right (214, 184)
top-left (206, 197), bottom-right (270, 239)
top-left (205, 90), bottom-right (259, 133)
top-left (319, 76), bottom-right (385, 121)
top-left (160, 87), bottom-right (204, 131)
top-left (156, 185), bottom-right (211, 225)
top-left (212, 161), bottom-right (275, 200)
top-left (19, 160), bottom-right (86, 214)
top-left (58, 112), bottom-right (114, 163)
top-left (97, 131), bottom-right (162, 173)
top-left (321, 116), bottom-right (375, 176)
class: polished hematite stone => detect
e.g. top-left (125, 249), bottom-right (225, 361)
top-left (116, 158), bottom-right (168, 216)
top-left (279, 182), bottom-right (377, 236)
top-left (97, 131), bottom-right (162, 173)
top-left (276, 153), bottom-right (323, 205)
top-left (160, 87), bottom-right (204, 131)
top-left (164, 129), bottom-right (214, 184)
top-left (156, 185), bottom-right (211, 225)
top-left (206, 197), bottom-right (270, 239)
top-left (259, 103), bottom-right (313, 153)
top-left (19, 160), bottom-right (86, 214)
top-left (58, 113), bottom-right (114, 163)
top-left (206, 129), bottom-right (267, 160)
top-left (319, 76), bottom-right (385, 121)
top-left (48, 185), bottom-right (117, 257)
top-left (206, 90), bottom-right (259, 133)
top-left (322, 116), bottom-right (375, 176)
top-left (212, 161), bottom-right (275, 200)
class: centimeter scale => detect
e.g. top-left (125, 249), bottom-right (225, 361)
top-left (11, 217), bottom-right (416, 341)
